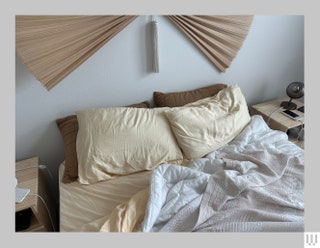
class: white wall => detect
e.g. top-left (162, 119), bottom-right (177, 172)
top-left (15, 15), bottom-right (304, 201)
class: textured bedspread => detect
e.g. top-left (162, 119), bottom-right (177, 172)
top-left (100, 115), bottom-right (304, 232)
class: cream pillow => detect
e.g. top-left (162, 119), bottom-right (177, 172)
top-left (76, 107), bottom-right (184, 184)
top-left (164, 84), bottom-right (251, 159)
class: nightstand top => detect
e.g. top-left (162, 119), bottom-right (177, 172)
top-left (15, 157), bottom-right (39, 212)
top-left (250, 98), bottom-right (304, 132)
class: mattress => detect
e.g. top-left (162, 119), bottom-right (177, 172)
top-left (59, 162), bottom-right (151, 232)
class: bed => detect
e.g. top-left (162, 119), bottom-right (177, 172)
top-left (57, 84), bottom-right (304, 232)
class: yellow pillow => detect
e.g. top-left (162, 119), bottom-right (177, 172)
top-left (76, 107), bottom-right (184, 184)
top-left (164, 85), bottom-right (251, 159)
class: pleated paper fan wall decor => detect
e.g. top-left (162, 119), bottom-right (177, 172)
top-left (16, 15), bottom-right (137, 90)
top-left (16, 15), bottom-right (253, 90)
top-left (167, 15), bottom-right (254, 72)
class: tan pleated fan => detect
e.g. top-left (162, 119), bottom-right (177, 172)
top-left (16, 15), bottom-right (137, 90)
top-left (167, 15), bottom-right (254, 72)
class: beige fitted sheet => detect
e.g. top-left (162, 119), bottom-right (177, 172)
top-left (59, 161), bottom-right (151, 232)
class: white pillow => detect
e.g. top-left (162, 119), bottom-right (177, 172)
top-left (164, 84), bottom-right (251, 159)
top-left (76, 107), bottom-right (184, 184)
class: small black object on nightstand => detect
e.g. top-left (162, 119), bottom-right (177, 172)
top-left (16, 208), bottom-right (32, 231)
top-left (297, 106), bottom-right (304, 113)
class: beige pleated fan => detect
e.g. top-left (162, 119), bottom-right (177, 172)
top-left (16, 15), bottom-right (137, 90)
top-left (16, 15), bottom-right (253, 90)
top-left (167, 15), bottom-right (253, 72)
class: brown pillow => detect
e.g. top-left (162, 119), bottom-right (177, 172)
top-left (153, 83), bottom-right (228, 107)
top-left (56, 101), bottom-right (150, 183)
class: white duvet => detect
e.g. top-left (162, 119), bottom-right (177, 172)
top-left (141, 115), bottom-right (304, 232)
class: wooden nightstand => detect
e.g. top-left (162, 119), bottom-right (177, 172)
top-left (250, 98), bottom-right (304, 132)
top-left (15, 157), bottom-right (54, 232)
top-left (250, 98), bottom-right (304, 148)
top-left (250, 97), bottom-right (304, 132)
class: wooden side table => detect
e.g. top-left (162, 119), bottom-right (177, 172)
top-left (15, 156), bottom-right (53, 232)
top-left (250, 98), bottom-right (304, 149)
top-left (250, 98), bottom-right (304, 132)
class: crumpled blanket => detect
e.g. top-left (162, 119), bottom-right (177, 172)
top-left (142, 151), bottom-right (304, 232)
top-left (100, 115), bottom-right (304, 232)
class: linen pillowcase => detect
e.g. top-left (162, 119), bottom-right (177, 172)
top-left (56, 101), bottom-right (150, 183)
top-left (153, 83), bottom-right (227, 107)
top-left (164, 85), bottom-right (251, 159)
top-left (76, 107), bottom-right (184, 184)
top-left (56, 115), bottom-right (79, 183)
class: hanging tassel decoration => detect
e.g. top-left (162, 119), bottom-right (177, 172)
top-left (151, 16), bottom-right (159, 73)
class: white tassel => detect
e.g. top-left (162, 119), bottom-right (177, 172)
top-left (151, 16), bottom-right (159, 73)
